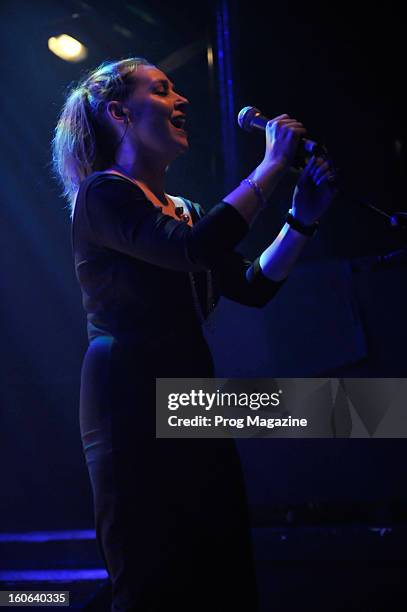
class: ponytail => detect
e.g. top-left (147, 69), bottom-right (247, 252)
top-left (51, 57), bottom-right (151, 216)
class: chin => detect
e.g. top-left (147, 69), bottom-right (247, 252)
top-left (163, 136), bottom-right (189, 163)
top-left (173, 140), bottom-right (189, 157)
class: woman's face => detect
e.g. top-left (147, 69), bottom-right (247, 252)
top-left (125, 65), bottom-right (190, 161)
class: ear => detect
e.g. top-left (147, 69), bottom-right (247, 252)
top-left (106, 101), bottom-right (130, 124)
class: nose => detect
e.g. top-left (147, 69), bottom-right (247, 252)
top-left (175, 91), bottom-right (189, 109)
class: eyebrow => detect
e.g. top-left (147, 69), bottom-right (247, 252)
top-left (151, 79), bottom-right (174, 88)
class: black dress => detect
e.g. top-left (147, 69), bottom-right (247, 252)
top-left (72, 172), bottom-right (284, 611)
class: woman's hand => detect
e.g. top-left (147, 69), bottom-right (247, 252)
top-left (291, 155), bottom-right (338, 225)
top-left (263, 114), bottom-right (307, 169)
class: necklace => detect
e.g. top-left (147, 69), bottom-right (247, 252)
top-left (172, 198), bottom-right (216, 333)
top-left (189, 269), bottom-right (216, 332)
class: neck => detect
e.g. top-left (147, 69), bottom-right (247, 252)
top-left (113, 148), bottom-right (169, 203)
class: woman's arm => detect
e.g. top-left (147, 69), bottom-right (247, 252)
top-left (222, 119), bottom-right (338, 284)
top-left (222, 114), bottom-right (306, 225)
top-left (258, 225), bottom-right (309, 282)
top-left (258, 156), bottom-right (338, 281)
top-left (211, 156), bottom-right (338, 307)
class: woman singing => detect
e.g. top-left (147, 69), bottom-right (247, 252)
top-left (52, 57), bottom-right (337, 611)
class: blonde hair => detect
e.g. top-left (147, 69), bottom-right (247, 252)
top-left (51, 57), bottom-right (152, 216)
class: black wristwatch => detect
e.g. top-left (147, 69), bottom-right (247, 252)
top-left (285, 209), bottom-right (319, 237)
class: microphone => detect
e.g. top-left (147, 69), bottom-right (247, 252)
top-left (237, 106), bottom-right (327, 161)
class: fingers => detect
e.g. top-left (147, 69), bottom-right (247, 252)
top-left (304, 156), bottom-right (336, 186)
top-left (269, 113), bottom-right (290, 122)
top-left (299, 154), bottom-right (317, 182)
top-left (313, 159), bottom-right (330, 184)
top-left (269, 114), bottom-right (303, 127)
top-left (267, 115), bottom-right (307, 139)
top-left (264, 113), bottom-right (308, 168)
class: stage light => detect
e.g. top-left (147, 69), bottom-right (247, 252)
top-left (207, 44), bottom-right (214, 69)
top-left (48, 34), bottom-right (87, 62)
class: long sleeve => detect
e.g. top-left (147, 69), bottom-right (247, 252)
top-left (213, 250), bottom-right (286, 307)
top-left (187, 200), bottom-right (286, 308)
top-left (78, 174), bottom-right (249, 272)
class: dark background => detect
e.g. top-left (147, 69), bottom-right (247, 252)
top-left (0, 0), bottom-right (405, 532)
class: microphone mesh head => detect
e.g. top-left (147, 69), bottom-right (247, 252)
top-left (237, 106), bottom-right (261, 132)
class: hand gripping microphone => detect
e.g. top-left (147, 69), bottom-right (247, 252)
top-left (237, 106), bottom-right (327, 163)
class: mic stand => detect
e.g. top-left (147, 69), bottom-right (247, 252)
top-left (351, 201), bottom-right (407, 271)
top-left (360, 201), bottom-right (407, 231)
top-left (285, 150), bottom-right (407, 269)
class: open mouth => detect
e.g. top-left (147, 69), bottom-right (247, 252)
top-left (170, 115), bottom-right (187, 131)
